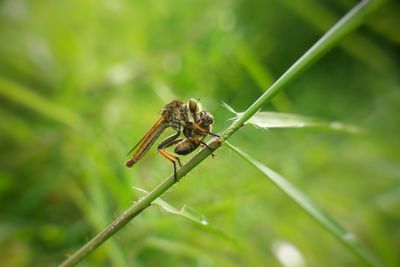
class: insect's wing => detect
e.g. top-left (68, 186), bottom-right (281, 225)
top-left (126, 116), bottom-right (166, 155)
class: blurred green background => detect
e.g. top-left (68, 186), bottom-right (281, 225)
top-left (0, 0), bottom-right (399, 266)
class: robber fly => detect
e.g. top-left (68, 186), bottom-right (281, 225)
top-left (126, 99), bottom-right (218, 181)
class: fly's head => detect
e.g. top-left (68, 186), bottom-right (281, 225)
top-left (187, 99), bottom-right (214, 130)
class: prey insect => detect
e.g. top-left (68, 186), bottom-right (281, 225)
top-left (126, 99), bottom-right (218, 181)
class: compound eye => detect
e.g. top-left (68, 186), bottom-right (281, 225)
top-left (188, 99), bottom-right (198, 113)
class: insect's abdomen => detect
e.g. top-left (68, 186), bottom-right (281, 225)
top-left (174, 139), bottom-right (199, 155)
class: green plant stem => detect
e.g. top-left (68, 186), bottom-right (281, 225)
top-left (59, 0), bottom-right (386, 266)
top-left (222, 0), bottom-right (386, 139)
top-left (59, 140), bottom-right (221, 267)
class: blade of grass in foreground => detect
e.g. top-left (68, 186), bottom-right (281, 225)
top-left (225, 141), bottom-right (383, 267)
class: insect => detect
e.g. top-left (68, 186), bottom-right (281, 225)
top-left (126, 99), bottom-right (218, 181)
top-left (175, 110), bottom-right (217, 156)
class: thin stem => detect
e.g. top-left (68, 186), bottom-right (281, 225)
top-left (60, 139), bottom-right (221, 267)
top-left (222, 0), bottom-right (387, 139)
top-left (59, 0), bottom-right (386, 266)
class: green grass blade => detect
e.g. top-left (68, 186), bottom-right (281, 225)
top-left (223, 103), bottom-right (363, 134)
top-left (280, 0), bottom-right (393, 71)
top-left (222, 0), bottom-right (388, 139)
top-left (225, 141), bottom-right (383, 267)
top-left (133, 187), bottom-right (239, 246)
top-left (233, 40), bottom-right (293, 111)
top-left (134, 187), bottom-right (209, 226)
top-left (0, 77), bottom-right (83, 128)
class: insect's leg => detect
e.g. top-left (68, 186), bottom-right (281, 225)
top-left (199, 140), bottom-right (212, 151)
top-left (192, 123), bottom-right (220, 137)
top-left (206, 131), bottom-right (220, 137)
top-left (157, 131), bottom-right (181, 149)
top-left (161, 138), bottom-right (183, 149)
top-left (161, 139), bottom-right (183, 166)
top-left (157, 131), bottom-right (183, 166)
top-left (200, 141), bottom-right (216, 158)
top-left (157, 131), bottom-right (182, 181)
top-left (159, 149), bottom-right (180, 181)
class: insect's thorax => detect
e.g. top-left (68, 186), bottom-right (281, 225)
top-left (161, 99), bottom-right (213, 137)
top-left (161, 100), bottom-right (193, 131)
